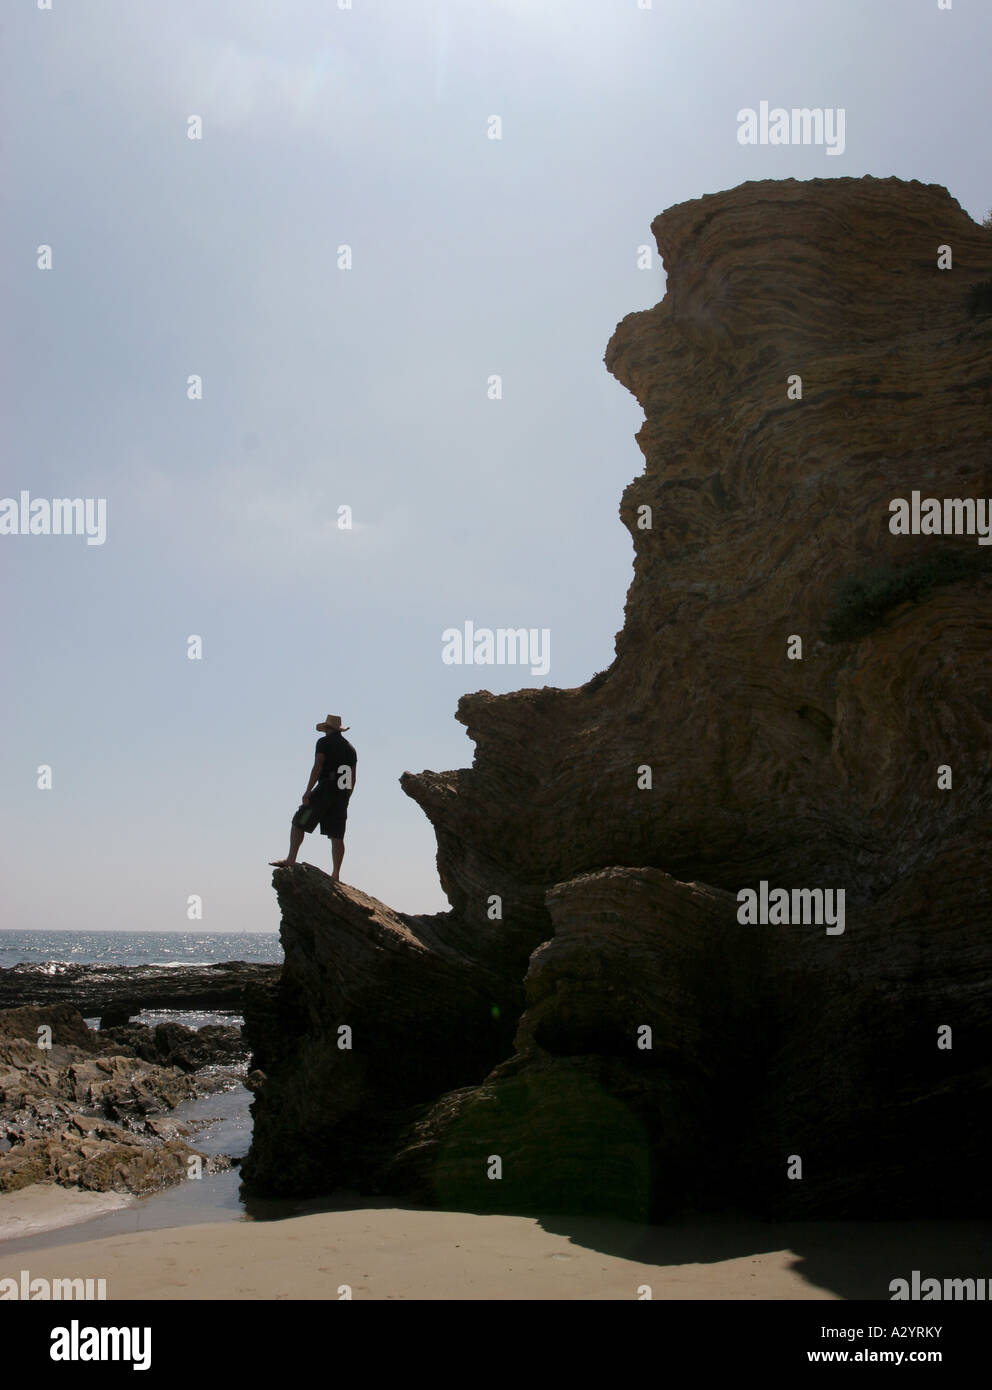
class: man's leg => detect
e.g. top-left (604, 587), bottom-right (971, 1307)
top-left (269, 823), bottom-right (305, 867)
top-left (330, 837), bottom-right (345, 882)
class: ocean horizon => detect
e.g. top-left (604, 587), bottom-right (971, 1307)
top-left (0, 930), bottom-right (282, 972)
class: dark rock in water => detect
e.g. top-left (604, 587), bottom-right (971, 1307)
top-left (0, 960), bottom-right (280, 1021)
top-left (243, 177), bottom-right (992, 1220)
top-left (98, 1005), bottom-right (136, 1030)
top-left (0, 1004), bottom-right (96, 1052)
top-left (99, 1021), bottom-right (249, 1072)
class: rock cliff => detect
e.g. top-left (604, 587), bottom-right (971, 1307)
top-left (243, 177), bottom-right (992, 1219)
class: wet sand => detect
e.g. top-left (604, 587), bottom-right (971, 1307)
top-left (0, 1185), bottom-right (133, 1243)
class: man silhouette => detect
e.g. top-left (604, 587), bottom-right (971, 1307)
top-left (270, 715), bottom-right (357, 881)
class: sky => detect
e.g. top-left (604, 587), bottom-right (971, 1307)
top-left (1, 0), bottom-right (990, 933)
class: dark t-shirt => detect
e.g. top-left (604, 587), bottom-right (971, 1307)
top-left (314, 733), bottom-right (357, 801)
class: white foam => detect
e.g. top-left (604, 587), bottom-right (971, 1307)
top-left (149, 961), bottom-right (212, 968)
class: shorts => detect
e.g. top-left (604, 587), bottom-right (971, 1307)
top-left (292, 793), bottom-right (348, 839)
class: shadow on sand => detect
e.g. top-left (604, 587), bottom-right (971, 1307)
top-left (532, 1211), bottom-right (992, 1300)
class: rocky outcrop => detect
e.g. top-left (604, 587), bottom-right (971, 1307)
top-left (244, 176), bottom-right (992, 1219)
top-left (0, 1005), bottom-right (232, 1195)
top-left (100, 1021), bottom-right (248, 1072)
top-left (0, 961), bottom-right (279, 1024)
top-left (241, 870), bottom-right (516, 1195)
top-left (380, 868), bottom-right (765, 1219)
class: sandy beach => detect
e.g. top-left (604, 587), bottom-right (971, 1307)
top-left (3, 1197), bottom-right (989, 1300)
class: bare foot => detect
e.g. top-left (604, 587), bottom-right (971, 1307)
top-left (269, 859), bottom-right (295, 867)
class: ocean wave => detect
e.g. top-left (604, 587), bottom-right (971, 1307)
top-left (148, 961), bottom-right (213, 968)
top-left (136, 1008), bottom-right (244, 1030)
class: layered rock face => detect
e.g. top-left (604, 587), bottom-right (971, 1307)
top-left (245, 177), bottom-right (992, 1218)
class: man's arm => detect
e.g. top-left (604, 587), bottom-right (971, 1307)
top-left (301, 752), bottom-right (324, 804)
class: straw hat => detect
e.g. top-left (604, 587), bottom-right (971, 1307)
top-left (316, 714), bottom-right (350, 732)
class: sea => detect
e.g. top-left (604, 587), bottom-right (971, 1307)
top-left (0, 929), bottom-right (283, 972)
top-left (0, 929), bottom-right (352, 1254)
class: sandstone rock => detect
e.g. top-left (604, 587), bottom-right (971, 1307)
top-left (382, 868), bottom-right (765, 1218)
top-left (400, 178), bottom-right (992, 924)
top-left (0, 1132), bottom-right (227, 1195)
top-left (243, 177), bottom-right (992, 1219)
top-left (143, 1115), bottom-right (193, 1140)
top-left (67, 1055), bottom-right (197, 1118)
top-left (241, 868), bottom-right (516, 1195)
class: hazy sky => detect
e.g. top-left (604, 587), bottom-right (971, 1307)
top-left (2, 0), bottom-right (989, 933)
